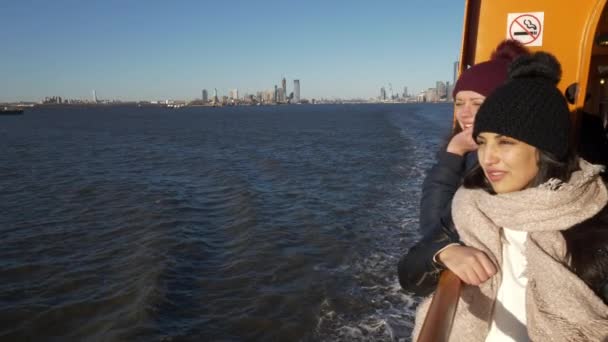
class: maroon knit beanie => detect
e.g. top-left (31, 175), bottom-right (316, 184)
top-left (452, 40), bottom-right (529, 98)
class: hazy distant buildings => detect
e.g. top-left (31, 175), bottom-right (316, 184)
top-left (244, 94), bottom-right (255, 103)
top-left (380, 87), bottom-right (387, 101)
top-left (447, 82), bottom-right (454, 100)
top-left (43, 96), bottom-right (63, 104)
top-left (426, 87), bottom-right (440, 102)
top-left (187, 77), bottom-right (304, 106)
top-left (436, 81), bottom-right (447, 99)
top-left (229, 89), bottom-right (239, 100)
top-left (260, 90), bottom-right (273, 103)
top-left (294, 80), bottom-right (300, 103)
top-left (29, 60), bottom-right (460, 106)
top-left (417, 92), bottom-right (426, 102)
top-left (281, 77), bottom-right (287, 102)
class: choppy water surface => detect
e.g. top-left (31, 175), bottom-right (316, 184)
top-left (0, 103), bottom-right (452, 341)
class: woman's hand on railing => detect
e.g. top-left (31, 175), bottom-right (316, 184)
top-left (437, 245), bottom-right (497, 285)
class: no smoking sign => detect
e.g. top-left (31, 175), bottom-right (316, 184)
top-left (507, 12), bottom-right (544, 47)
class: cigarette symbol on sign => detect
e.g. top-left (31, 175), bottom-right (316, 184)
top-left (508, 13), bottom-right (543, 46)
top-left (514, 19), bottom-right (538, 36)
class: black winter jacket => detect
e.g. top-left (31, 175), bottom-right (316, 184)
top-left (417, 150), bottom-right (471, 236)
top-left (398, 150), bottom-right (475, 296)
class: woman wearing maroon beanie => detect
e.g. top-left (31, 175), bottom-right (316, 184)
top-left (398, 39), bottom-right (529, 295)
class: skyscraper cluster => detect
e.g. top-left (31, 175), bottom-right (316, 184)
top-left (201, 77), bottom-right (302, 106)
top-left (380, 59), bottom-right (458, 103)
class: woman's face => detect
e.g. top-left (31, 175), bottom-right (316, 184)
top-left (476, 132), bottom-right (539, 194)
top-left (454, 90), bottom-right (485, 130)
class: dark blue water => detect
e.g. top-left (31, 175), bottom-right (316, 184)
top-left (0, 103), bottom-right (452, 341)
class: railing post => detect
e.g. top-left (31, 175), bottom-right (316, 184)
top-left (416, 270), bottom-right (463, 342)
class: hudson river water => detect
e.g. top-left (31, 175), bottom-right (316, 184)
top-left (1, 103), bottom-right (452, 341)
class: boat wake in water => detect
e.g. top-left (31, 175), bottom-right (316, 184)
top-left (313, 104), bottom-right (452, 341)
top-left (0, 104), bottom-right (452, 341)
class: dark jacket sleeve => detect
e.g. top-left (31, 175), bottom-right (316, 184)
top-left (418, 150), bottom-right (467, 235)
top-left (397, 150), bottom-right (469, 296)
top-left (397, 214), bottom-right (460, 296)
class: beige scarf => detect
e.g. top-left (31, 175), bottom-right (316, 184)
top-left (413, 160), bottom-right (608, 341)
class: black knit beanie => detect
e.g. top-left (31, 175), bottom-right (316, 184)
top-left (473, 52), bottom-right (571, 159)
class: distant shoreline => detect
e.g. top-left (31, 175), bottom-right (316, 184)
top-left (1, 100), bottom-right (452, 109)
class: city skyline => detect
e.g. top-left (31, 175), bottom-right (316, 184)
top-left (1, 0), bottom-right (464, 102)
top-left (33, 72), bottom-right (454, 105)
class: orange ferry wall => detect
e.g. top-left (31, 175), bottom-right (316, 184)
top-left (456, 0), bottom-right (607, 138)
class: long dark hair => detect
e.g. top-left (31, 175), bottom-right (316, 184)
top-left (562, 207), bottom-right (608, 304)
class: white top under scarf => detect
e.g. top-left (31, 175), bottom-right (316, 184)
top-left (485, 228), bottom-right (529, 342)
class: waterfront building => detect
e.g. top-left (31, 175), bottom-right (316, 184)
top-left (294, 80), bottom-right (300, 103)
top-left (403, 86), bottom-right (408, 98)
top-left (43, 96), bottom-right (63, 104)
top-left (436, 81), bottom-right (447, 99)
top-left (380, 87), bottom-right (387, 101)
top-left (277, 88), bottom-right (285, 103)
top-left (202, 89), bottom-right (208, 103)
top-left (425, 87), bottom-right (439, 102)
top-left (282, 77), bottom-right (287, 102)
top-left (93, 90), bottom-right (97, 103)
top-left (229, 89), bottom-right (239, 100)
top-left (453, 61), bottom-right (459, 84)
top-left (263, 90), bottom-right (273, 103)
top-left (447, 83), bottom-right (455, 101)
top-left (417, 92), bottom-right (426, 102)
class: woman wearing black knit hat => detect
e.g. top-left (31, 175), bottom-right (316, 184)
top-left (412, 52), bottom-right (608, 341)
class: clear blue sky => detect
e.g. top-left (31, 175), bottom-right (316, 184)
top-left (1, 0), bottom-right (464, 102)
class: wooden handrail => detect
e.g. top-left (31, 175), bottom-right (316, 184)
top-left (416, 270), bottom-right (463, 342)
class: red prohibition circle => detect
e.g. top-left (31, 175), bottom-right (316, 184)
top-left (509, 14), bottom-right (542, 45)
